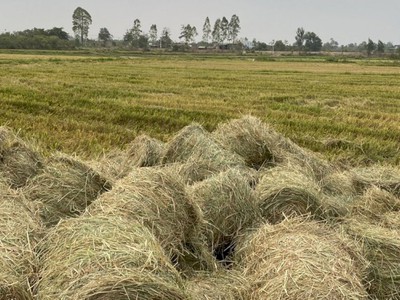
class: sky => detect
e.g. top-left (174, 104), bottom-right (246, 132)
top-left (1, 0), bottom-right (400, 45)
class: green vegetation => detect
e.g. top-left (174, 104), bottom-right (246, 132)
top-left (0, 52), bottom-right (399, 165)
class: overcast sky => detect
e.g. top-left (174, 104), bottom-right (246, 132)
top-left (1, 0), bottom-right (399, 45)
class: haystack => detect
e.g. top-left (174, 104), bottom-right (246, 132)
top-left (162, 123), bottom-right (245, 170)
top-left (24, 153), bottom-right (111, 226)
top-left (0, 182), bottom-right (42, 300)
top-left (187, 168), bottom-right (261, 260)
top-left (235, 218), bottom-right (369, 299)
top-left (0, 126), bottom-right (43, 188)
top-left (37, 215), bottom-right (187, 299)
top-left (212, 115), bottom-right (275, 169)
top-left (87, 167), bottom-right (211, 268)
top-left (255, 165), bottom-right (348, 224)
top-left (95, 134), bottom-right (164, 180)
top-left (344, 218), bottom-right (400, 299)
top-left (185, 270), bottom-right (249, 300)
top-left (351, 186), bottom-right (400, 222)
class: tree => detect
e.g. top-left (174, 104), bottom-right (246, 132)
top-left (98, 28), bottom-right (112, 46)
top-left (228, 14), bottom-right (240, 43)
top-left (149, 24), bottom-right (158, 45)
top-left (46, 27), bottom-right (69, 40)
top-left (202, 17), bottom-right (211, 43)
top-left (377, 40), bottom-right (385, 54)
top-left (179, 24), bottom-right (198, 44)
top-left (212, 18), bottom-right (222, 44)
top-left (160, 27), bottom-right (172, 48)
top-left (274, 40), bottom-right (286, 51)
top-left (72, 7), bottom-right (92, 45)
top-left (124, 19), bottom-right (142, 47)
top-left (366, 38), bottom-right (376, 56)
top-left (220, 17), bottom-right (229, 43)
top-left (295, 27), bottom-right (305, 51)
top-left (304, 32), bottom-right (322, 52)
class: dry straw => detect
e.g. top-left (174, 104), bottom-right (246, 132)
top-left (24, 153), bottom-right (111, 226)
top-left (235, 218), bottom-right (369, 299)
top-left (344, 218), bottom-right (400, 299)
top-left (0, 126), bottom-right (43, 188)
top-left (185, 270), bottom-right (249, 300)
top-left (162, 123), bottom-right (245, 170)
top-left (255, 165), bottom-right (348, 224)
top-left (0, 181), bottom-right (42, 300)
top-left (187, 168), bottom-right (262, 257)
top-left (350, 165), bottom-right (400, 196)
top-left (96, 134), bottom-right (164, 180)
top-left (212, 115), bottom-right (274, 169)
top-left (87, 167), bottom-right (210, 267)
top-left (351, 186), bottom-right (400, 222)
top-left (37, 215), bottom-right (187, 299)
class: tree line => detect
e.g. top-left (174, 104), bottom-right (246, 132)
top-left (0, 6), bottom-right (397, 55)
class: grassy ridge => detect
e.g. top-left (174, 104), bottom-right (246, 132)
top-left (0, 53), bottom-right (399, 165)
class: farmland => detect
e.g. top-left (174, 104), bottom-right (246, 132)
top-left (0, 51), bottom-right (399, 165)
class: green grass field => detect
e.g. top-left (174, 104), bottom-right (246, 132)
top-left (0, 52), bottom-right (399, 165)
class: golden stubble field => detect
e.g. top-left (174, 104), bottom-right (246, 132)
top-left (0, 52), bottom-right (399, 165)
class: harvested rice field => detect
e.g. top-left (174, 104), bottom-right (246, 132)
top-left (0, 52), bottom-right (400, 299)
top-left (0, 52), bottom-right (399, 164)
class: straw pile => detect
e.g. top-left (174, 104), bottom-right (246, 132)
top-left (212, 115), bottom-right (275, 169)
top-left (0, 181), bottom-right (42, 300)
top-left (162, 123), bottom-right (245, 171)
top-left (96, 134), bottom-right (164, 180)
top-left (351, 165), bottom-right (400, 196)
top-left (344, 218), bottom-right (400, 299)
top-left (24, 153), bottom-right (111, 226)
top-left (185, 270), bottom-right (249, 300)
top-left (235, 218), bottom-right (369, 299)
top-left (87, 167), bottom-right (204, 261)
top-left (187, 168), bottom-right (261, 259)
top-left (351, 186), bottom-right (400, 222)
top-left (255, 165), bottom-right (347, 224)
top-left (0, 126), bottom-right (43, 188)
top-left (37, 215), bottom-right (187, 299)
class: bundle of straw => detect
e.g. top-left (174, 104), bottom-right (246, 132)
top-left (96, 134), bottom-right (165, 180)
top-left (255, 165), bottom-right (347, 224)
top-left (87, 167), bottom-right (204, 262)
top-left (212, 115), bottom-right (275, 169)
top-left (236, 218), bottom-right (368, 299)
top-left (351, 186), bottom-right (400, 222)
top-left (162, 123), bottom-right (245, 170)
top-left (37, 215), bottom-right (187, 299)
top-left (185, 270), bottom-right (249, 300)
top-left (187, 168), bottom-right (261, 258)
top-left (351, 165), bottom-right (400, 196)
top-left (0, 126), bottom-right (43, 188)
top-left (344, 218), bottom-right (400, 299)
top-left (0, 182), bottom-right (42, 300)
top-left (24, 153), bottom-right (111, 226)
